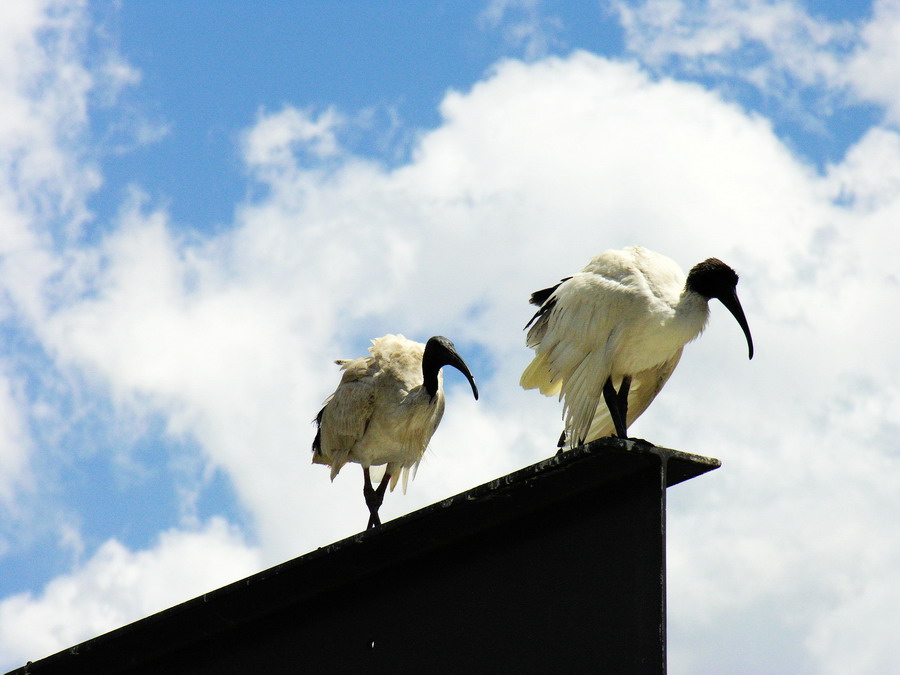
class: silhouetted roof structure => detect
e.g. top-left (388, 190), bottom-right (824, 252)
top-left (9, 437), bottom-right (719, 675)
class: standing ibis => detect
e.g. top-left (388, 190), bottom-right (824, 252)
top-left (520, 246), bottom-right (753, 447)
top-left (313, 334), bottom-right (479, 529)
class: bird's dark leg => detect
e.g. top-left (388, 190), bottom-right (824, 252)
top-left (363, 467), bottom-right (391, 530)
top-left (603, 376), bottom-right (629, 439)
top-left (617, 376), bottom-right (632, 429)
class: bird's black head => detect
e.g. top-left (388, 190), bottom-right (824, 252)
top-left (422, 336), bottom-right (479, 401)
top-left (687, 258), bottom-right (754, 360)
top-left (686, 258), bottom-right (739, 300)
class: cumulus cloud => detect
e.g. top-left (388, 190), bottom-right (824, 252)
top-left (0, 0), bottom-right (105, 522)
top-left (611, 0), bottom-right (900, 127)
top-left (2, 2), bottom-right (900, 673)
top-left (479, 0), bottom-right (566, 60)
top-left (613, 0), bottom-right (852, 75)
top-left (0, 2), bottom-right (101, 238)
top-left (243, 105), bottom-right (344, 169)
top-left (10, 47), bottom-right (900, 671)
top-left (0, 366), bottom-right (31, 508)
top-left (844, 0), bottom-right (900, 123)
top-left (0, 519), bottom-right (261, 669)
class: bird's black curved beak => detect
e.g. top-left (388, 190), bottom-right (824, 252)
top-left (424, 336), bottom-right (479, 400)
top-left (451, 355), bottom-right (479, 400)
top-left (718, 289), bottom-right (754, 359)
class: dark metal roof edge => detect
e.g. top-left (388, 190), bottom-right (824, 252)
top-left (9, 438), bottom-right (719, 675)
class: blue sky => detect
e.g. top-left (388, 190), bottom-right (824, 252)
top-left (94, 2), bottom-right (626, 229)
top-left (2, 1), bottom-right (899, 672)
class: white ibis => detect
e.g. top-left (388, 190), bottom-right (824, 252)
top-left (313, 334), bottom-right (479, 529)
top-left (520, 246), bottom-right (753, 448)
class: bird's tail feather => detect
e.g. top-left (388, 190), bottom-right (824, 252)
top-left (520, 353), bottom-right (563, 396)
top-left (386, 461), bottom-right (420, 494)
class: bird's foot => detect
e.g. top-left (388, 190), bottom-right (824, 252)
top-left (555, 429), bottom-right (568, 456)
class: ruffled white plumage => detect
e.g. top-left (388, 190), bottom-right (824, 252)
top-left (521, 246), bottom-right (711, 445)
top-left (314, 334), bottom-right (445, 493)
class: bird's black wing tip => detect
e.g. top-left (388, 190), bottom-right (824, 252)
top-left (311, 406), bottom-right (326, 454)
top-left (524, 277), bottom-right (571, 330)
top-left (528, 277), bottom-right (571, 307)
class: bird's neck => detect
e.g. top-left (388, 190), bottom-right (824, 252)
top-left (674, 289), bottom-right (711, 339)
top-left (422, 367), bottom-right (441, 400)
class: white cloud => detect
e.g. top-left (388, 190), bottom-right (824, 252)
top-left (0, 519), bottom-right (261, 670)
top-left (479, 0), bottom-right (565, 60)
top-left (243, 105), bottom-right (344, 170)
top-left (613, 0), bottom-right (851, 70)
top-left (610, 0), bottom-right (900, 127)
top-left (806, 567), bottom-right (900, 674)
top-left (0, 366), bottom-right (31, 508)
top-left (0, 1), bottom-right (100, 233)
top-left (19, 47), bottom-right (897, 649)
top-left (827, 127), bottom-right (900, 210)
top-left (845, 0), bottom-right (900, 123)
top-left (1, 3), bottom-right (899, 673)
top-left (0, 0), bottom-right (107, 518)
top-left (0, 0), bottom-right (124, 376)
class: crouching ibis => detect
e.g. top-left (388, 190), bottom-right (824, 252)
top-left (313, 334), bottom-right (479, 529)
top-left (520, 246), bottom-right (753, 448)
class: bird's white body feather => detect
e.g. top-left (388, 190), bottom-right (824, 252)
top-left (314, 334), bottom-right (445, 493)
top-left (521, 246), bottom-right (711, 444)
